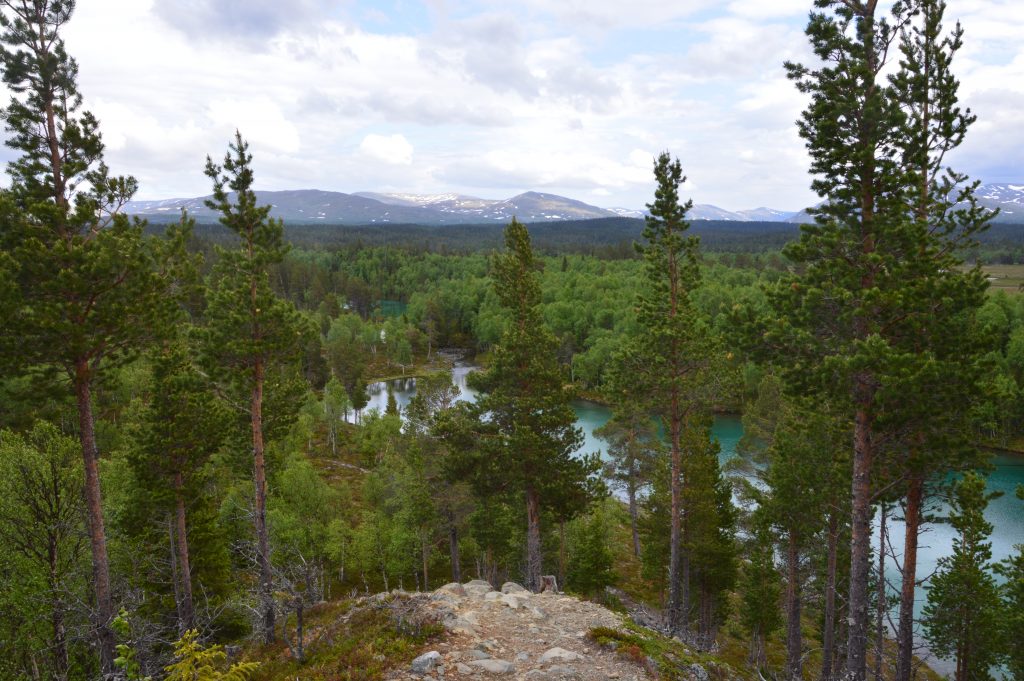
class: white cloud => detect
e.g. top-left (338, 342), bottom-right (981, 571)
top-left (358, 134), bottom-right (414, 165)
top-left (207, 98), bottom-right (302, 155)
top-left (16, 0), bottom-right (1013, 212)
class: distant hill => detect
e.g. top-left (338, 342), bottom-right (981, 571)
top-left (127, 182), bottom-right (1022, 227)
top-left (353, 191), bottom-right (617, 222)
top-left (127, 188), bottom-right (800, 226)
top-left (783, 183), bottom-right (1024, 224)
top-left (127, 189), bottom-right (619, 225)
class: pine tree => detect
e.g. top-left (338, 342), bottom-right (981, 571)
top-left (776, 4), bottom-right (991, 678)
top-left (739, 526), bottom-right (782, 671)
top-left (997, 486), bottom-right (1024, 680)
top-left (618, 152), bottom-right (720, 633)
top-left (922, 472), bottom-right (1004, 681)
top-left (407, 370), bottom-right (472, 583)
top-left (594, 399), bottom-right (661, 559)
top-left (201, 133), bottom-right (310, 644)
top-left (760, 410), bottom-right (846, 681)
top-left (0, 2), bottom-right (190, 670)
top-left (886, 3), bottom-right (992, 677)
top-left (440, 219), bottom-right (597, 591)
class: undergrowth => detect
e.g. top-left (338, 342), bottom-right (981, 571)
top-left (250, 597), bottom-right (442, 681)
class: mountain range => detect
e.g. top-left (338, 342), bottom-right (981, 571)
top-left (125, 183), bottom-right (1024, 226)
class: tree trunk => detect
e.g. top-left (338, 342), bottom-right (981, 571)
top-left (822, 516), bottom-right (840, 681)
top-left (295, 600), bottom-right (304, 663)
top-left (47, 546), bottom-right (69, 681)
top-left (786, 531), bottom-right (803, 681)
top-left (525, 486), bottom-right (542, 592)
top-left (73, 366), bottom-right (116, 677)
top-left (558, 520), bottom-right (567, 589)
top-left (252, 358), bottom-right (275, 644)
top-left (169, 518), bottom-right (182, 628)
top-left (668, 404), bottom-right (684, 633)
top-left (874, 505), bottom-right (887, 681)
top-left (421, 532), bottom-right (430, 590)
top-left (846, 393), bottom-right (875, 681)
top-left (628, 480), bottom-right (642, 559)
top-left (174, 473), bottom-right (195, 631)
top-left (895, 477), bottom-right (922, 681)
top-left (448, 510), bottom-right (461, 583)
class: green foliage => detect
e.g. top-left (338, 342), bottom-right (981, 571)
top-left (164, 630), bottom-right (258, 681)
top-left (922, 472), bottom-right (1004, 680)
top-left (737, 528), bottom-right (782, 665)
top-left (0, 422), bottom-right (88, 680)
top-left (997, 485), bottom-right (1024, 679)
top-left (201, 133), bottom-right (311, 395)
top-left (565, 505), bottom-right (616, 595)
top-left (113, 611), bottom-right (151, 681)
top-left (638, 455), bottom-right (672, 595)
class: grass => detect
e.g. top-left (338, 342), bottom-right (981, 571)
top-left (976, 264), bottom-right (1024, 294)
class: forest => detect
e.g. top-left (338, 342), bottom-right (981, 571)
top-left (1, 2), bottom-right (1023, 681)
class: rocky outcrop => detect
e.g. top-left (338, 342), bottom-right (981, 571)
top-left (394, 581), bottom-right (652, 681)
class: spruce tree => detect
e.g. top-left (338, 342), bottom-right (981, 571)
top-left (0, 2), bottom-right (189, 671)
top-left (922, 472), bottom-right (1004, 681)
top-left (683, 427), bottom-right (737, 646)
top-left (201, 133), bottom-right (310, 643)
top-left (440, 219), bottom-right (597, 591)
top-left (129, 339), bottom-right (229, 632)
top-left (618, 152), bottom-right (720, 633)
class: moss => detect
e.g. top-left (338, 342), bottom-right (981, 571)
top-left (588, 624), bottom-right (705, 681)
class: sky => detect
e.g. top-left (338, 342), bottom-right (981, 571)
top-left (35, 0), bottom-right (1024, 211)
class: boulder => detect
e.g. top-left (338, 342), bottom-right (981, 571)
top-left (501, 581), bottom-right (529, 594)
top-left (466, 648), bottom-right (492, 660)
top-left (443, 616), bottom-right (478, 636)
top-left (468, 658), bottom-right (515, 674)
top-left (501, 593), bottom-right (526, 610)
top-left (410, 650), bottom-right (442, 674)
top-left (464, 579), bottom-right (494, 598)
top-left (434, 582), bottom-right (467, 598)
top-left (540, 647), bottom-right (584, 664)
top-left (687, 664), bottom-right (710, 681)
